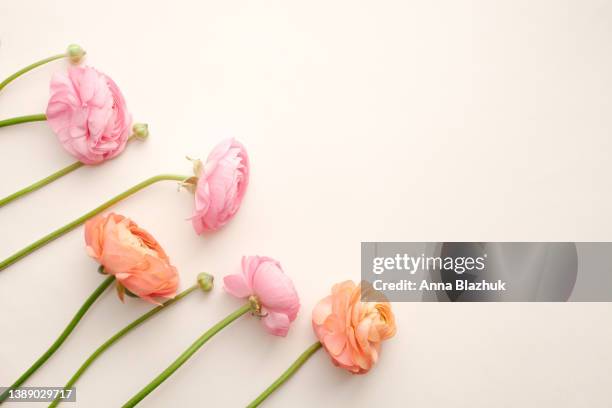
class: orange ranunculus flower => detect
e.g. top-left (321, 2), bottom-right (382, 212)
top-left (312, 281), bottom-right (396, 374)
top-left (84, 213), bottom-right (179, 304)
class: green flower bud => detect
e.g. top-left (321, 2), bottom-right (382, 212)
top-left (132, 123), bottom-right (149, 140)
top-left (197, 272), bottom-right (214, 292)
top-left (67, 44), bottom-right (86, 64)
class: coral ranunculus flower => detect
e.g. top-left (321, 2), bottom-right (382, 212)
top-left (84, 213), bottom-right (179, 304)
top-left (312, 281), bottom-right (396, 374)
top-left (191, 138), bottom-right (249, 234)
top-left (46, 66), bottom-right (132, 165)
top-left (223, 256), bottom-right (299, 337)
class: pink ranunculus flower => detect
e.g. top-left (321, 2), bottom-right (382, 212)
top-left (191, 138), bottom-right (249, 234)
top-left (46, 66), bottom-right (132, 165)
top-left (84, 213), bottom-right (179, 304)
top-left (223, 256), bottom-right (299, 337)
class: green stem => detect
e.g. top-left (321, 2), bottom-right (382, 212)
top-left (122, 303), bottom-right (252, 408)
top-left (0, 135), bottom-right (144, 209)
top-left (247, 341), bottom-right (322, 408)
top-left (0, 114), bottom-right (47, 128)
top-left (0, 161), bottom-right (83, 208)
top-left (0, 174), bottom-right (188, 273)
top-left (48, 284), bottom-right (200, 408)
top-left (0, 53), bottom-right (66, 92)
top-left (0, 275), bottom-right (115, 403)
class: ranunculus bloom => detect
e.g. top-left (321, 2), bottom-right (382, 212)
top-left (191, 138), bottom-right (249, 234)
top-left (84, 213), bottom-right (179, 304)
top-left (46, 66), bottom-right (132, 165)
top-left (223, 256), bottom-right (299, 337)
top-left (312, 281), bottom-right (396, 374)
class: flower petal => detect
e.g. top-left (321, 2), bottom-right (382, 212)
top-left (261, 310), bottom-right (291, 337)
top-left (223, 273), bottom-right (251, 298)
top-left (252, 259), bottom-right (300, 321)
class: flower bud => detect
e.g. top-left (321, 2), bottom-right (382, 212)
top-left (66, 44), bottom-right (86, 64)
top-left (197, 272), bottom-right (214, 292)
top-left (132, 123), bottom-right (149, 140)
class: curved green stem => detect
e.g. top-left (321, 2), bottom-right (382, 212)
top-left (122, 303), bottom-right (252, 408)
top-left (0, 275), bottom-right (115, 403)
top-left (49, 284), bottom-right (200, 408)
top-left (0, 161), bottom-right (83, 208)
top-left (247, 341), bottom-right (322, 408)
top-left (0, 53), bottom-right (66, 92)
top-left (0, 174), bottom-right (188, 272)
top-left (0, 114), bottom-right (47, 128)
top-left (0, 135), bottom-right (145, 209)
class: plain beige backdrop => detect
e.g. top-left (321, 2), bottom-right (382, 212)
top-left (1, 1), bottom-right (611, 407)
